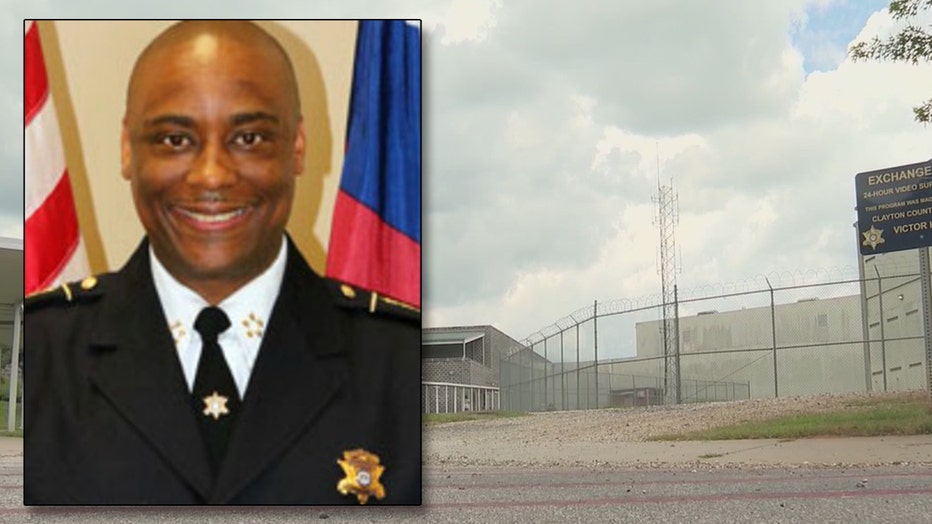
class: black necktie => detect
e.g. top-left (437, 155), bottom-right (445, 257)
top-left (192, 306), bottom-right (239, 472)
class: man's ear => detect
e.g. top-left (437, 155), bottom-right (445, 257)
top-left (120, 121), bottom-right (132, 180)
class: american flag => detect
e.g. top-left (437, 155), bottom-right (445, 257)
top-left (24, 21), bottom-right (88, 295)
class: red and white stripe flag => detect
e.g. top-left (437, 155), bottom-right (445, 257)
top-left (25, 20), bottom-right (88, 295)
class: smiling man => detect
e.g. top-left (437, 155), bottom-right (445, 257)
top-left (24, 21), bottom-right (420, 505)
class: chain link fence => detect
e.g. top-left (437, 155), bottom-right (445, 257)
top-left (502, 271), bottom-right (929, 412)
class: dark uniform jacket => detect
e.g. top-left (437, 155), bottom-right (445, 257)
top-left (24, 239), bottom-right (421, 505)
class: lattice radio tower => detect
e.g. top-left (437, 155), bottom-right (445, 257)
top-left (651, 148), bottom-right (681, 404)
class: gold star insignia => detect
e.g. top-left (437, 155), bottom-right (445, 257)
top-left (169, 320), bottom-right (186, 345)
top-left (337, 449), bottom-right (386, 504)
top-left (241, 312), bottom-right (264, 338)
top-left (862, 225), bottom-right (885, 250)
top-left (202, 391), bottom-right (230, 420)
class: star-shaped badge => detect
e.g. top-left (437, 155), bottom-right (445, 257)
top-left (862, 225), bottom-right (885, 250)
top-left (202, 391), bottom-right (230, 420)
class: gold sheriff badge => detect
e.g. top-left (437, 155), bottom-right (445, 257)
top-left (337, 449), bottom-right (386, 504)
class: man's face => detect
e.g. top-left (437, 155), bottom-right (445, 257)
top-left (122, 32), bottom-right (304, 288)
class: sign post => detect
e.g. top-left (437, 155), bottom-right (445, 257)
top-left (919, 249), bottom-right (932, 403)
top-left (856, 159), bottom-right (932, 403)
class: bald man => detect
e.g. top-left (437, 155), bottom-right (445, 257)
top-left (24, 21), bottom-right (420, 505)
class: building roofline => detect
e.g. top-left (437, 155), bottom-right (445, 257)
top-left (0, 237), bottom-right (23, 251)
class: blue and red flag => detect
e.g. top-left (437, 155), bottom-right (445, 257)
top-left (327, 20), bottom-right (421, 308)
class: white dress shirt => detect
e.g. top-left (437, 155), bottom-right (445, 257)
top-left (150, 238), bottom-right (287, 398)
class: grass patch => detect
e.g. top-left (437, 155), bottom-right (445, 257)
top-left (654, 394), bottom-right (932, 441)
top-left (424, 411), bottom-right (526, 426)
top-left (698, 453), bottom-right (724, 459)
top-left (0, 401), bottom-right (22, 438)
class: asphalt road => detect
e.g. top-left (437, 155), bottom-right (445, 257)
top-left (2, 448), bottom-right (931, 523)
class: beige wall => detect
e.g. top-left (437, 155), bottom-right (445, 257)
top-left (39, 20), bottom-right (357, 276)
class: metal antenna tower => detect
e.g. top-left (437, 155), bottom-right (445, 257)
top-left (651, 144), bottom-right (681, 404)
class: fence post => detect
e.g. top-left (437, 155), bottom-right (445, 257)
top-left (918, 247), bottom-right (932, 404)
top-left (608, 366), bottom-right (613, 407)
top-left (855, 221), bottom-right (873, 392)
top-left (544, 337), bottom-right (549, 410)
top-left (537, 341), bottom-right (543, 411)
top-left (7, 301), bottom-right (21, 432)
top-left (504, 354), bottom-right (510, 411)
top-left (593, 300), bottom-right (599, 409)
top-left (524, 347), bottom-right (530, 411)
top-left (530, 344), bottom-right (535, 411)
top-left (875, 266), bottom-right (888, 392)
top-left (766, 277), bottom-right (778, 398)
top-left (674, 285), bottom-right (681, 404)
top-left (560, 330), bottom-right (566, 410)
top-left (576, 322), bottom-right (580, 410)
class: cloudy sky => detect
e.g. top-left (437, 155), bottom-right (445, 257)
top-left (8, 1), bottom-right (932, 347)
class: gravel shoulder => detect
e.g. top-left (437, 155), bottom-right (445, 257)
top-left (424, 391), bottom-right (932, 469)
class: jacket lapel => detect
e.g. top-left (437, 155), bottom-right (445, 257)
top-left (87, 242), bottom-right (214, 501)
top-left (210, 241), bottom-right (349, 504)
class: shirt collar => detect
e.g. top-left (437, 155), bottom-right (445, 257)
top-left (150, 237), bottom-right (288, 345)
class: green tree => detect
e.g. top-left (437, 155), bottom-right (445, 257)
top-left (849, 0), bottom-right (932, 123)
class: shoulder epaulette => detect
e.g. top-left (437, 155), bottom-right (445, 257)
top-left (24, 276), bottom-right (106, 312)
top-left (327, 280), bottom-right (420, 323)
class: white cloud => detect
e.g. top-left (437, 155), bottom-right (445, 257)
top-left (425, 1), bottom-right (932, 343)
top-left (3, 0), bottom-right (930, 344)
top-left (428, 0), bottom-right (502, 45)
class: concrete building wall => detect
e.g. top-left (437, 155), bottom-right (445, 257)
top-left (634, 295), bottom-right (885, 398)
top-left (637, 295), bottom-right (863, 357)
top-left (423, 325), bottom-right (525, 389)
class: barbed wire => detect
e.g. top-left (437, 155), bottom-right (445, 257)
top-left (518, 265), bottom-right (892, 343)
